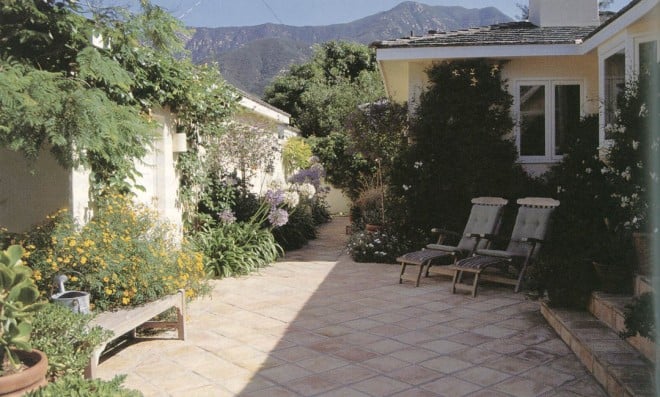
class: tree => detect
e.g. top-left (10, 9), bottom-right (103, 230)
top-left (0, 1), bottom-right (237, 198)
top-left (263, 41), bottom-right (384, 137)
top-left (389, 60), bottom-right (530, 234)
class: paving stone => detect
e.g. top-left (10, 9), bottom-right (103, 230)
top-left (92, 218), bottom-right (615, 396)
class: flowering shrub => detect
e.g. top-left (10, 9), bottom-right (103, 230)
top-left (601, 68), bottom-right (659, 232)
top-left (347, 230), bottom-right (407, 263)
top-left (22, 194), bottom-right (209, 311)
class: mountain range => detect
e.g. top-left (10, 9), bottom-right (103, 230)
top-left (185, 1), bottom-right (513, 96)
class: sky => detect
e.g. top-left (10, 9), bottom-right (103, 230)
top-left (105, 0), bottom-right (632, 28)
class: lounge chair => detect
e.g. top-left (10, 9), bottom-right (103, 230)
top-left (397, 197), bottom-right (508, 287)
top-left (449, 197), bottom-right (559, 297)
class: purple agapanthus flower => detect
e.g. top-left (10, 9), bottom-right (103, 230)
top-left (264, 189), bottom-right (285, 207)
top-left (268, 208), bottom-right (289, 227)
top-left (218, 209), bottom-right (236, 224)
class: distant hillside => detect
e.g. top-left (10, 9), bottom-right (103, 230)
top-left (186, 1), bottom-right (512, 96)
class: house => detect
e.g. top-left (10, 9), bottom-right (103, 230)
top-left (0, 107), bottom-right (185, 234)
top-left (373, 0), bottom-right (659, 175)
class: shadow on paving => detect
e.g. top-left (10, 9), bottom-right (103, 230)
top-left (229, 218), bottom-right (606, 397)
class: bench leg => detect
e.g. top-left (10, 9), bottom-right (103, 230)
top-left (177, 289), bottom-right (186, 340)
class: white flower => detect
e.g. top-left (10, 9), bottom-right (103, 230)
top-left (557, 186), bottom-right (564, 194)
top-left (632, 140), bottom-right (640, 150)
top-left (585, 168), bottom-right (592, 174)
top-left (639, 103), bottom-right (648, 117)
top-left (296, 183), bottom-right (316, 199)
top-left (283, 191), bottom-right (300, 207)
top-left (414, 161), bottom-right (423, 169)
top-left (402, 184), bottom-right (411, 191)
top-left (621, 167), bottom-right (632, 181)
top-left (601, 167), bottom-right (610, 174)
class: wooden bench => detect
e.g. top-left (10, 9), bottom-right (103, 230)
top-left (85, 289), bottom-right (186, 379)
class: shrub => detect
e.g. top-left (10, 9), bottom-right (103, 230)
top-left (272, 206), bottom-right (317, 251)
top-left (389, 60), bottom-right (530, 237)
top-left (193, 222), bottom-right (282, 277)
top-left (347, 229), bottom-right (411, 263)
top-left (620, 292), bottom-right (655, 341)
top-left (26, 374), bottom-right (142, 397)
top-left (31, 303), bottom-right (111, 380)
top-left (23, 194), bottom-right (209, 311)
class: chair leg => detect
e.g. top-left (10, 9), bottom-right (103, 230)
top-left (514, 261), bottom-right (530, 293)
top-left (415, 263), bottom-right (425, 287)
top-left (451, 270), bottom-right (459, 294)
top-left (399, 263), bottom-right (407, 284)
top-left (471, 272), bottom-right (480, 298)
top-left (425, 263), bottom-right (432, 277)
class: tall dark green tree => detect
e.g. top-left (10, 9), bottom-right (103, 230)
top-left (390, 60), bottom-right (530, 235)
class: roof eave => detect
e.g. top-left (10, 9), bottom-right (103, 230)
top-left (581, 0), bottom-right (659, 53)
top-left (376, 43), bottom-right (583, 62)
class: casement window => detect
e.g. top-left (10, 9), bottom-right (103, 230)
top-left (515, 80), bottom-right (582, 163)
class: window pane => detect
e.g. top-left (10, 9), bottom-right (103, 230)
top-left (639, 41), bottom-right (658, 76)
top-left (555, 85), bottom-right (580, 156)
top-left (520, 85), bottom-right (545, 156)
top-left (604, 51), bottom-right (625, 135)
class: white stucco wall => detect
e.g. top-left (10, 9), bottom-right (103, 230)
top-left (133, 108), bottom-right (183, 235)
top-left (0, 148), bottom-right (89, 233)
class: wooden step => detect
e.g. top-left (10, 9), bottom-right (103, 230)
top-left (541, 302), bottom-right (655, 397)
top-left (589, 291), bottom-right (656, 363)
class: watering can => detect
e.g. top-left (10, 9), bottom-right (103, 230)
top-left (51, 274), bottom-right (90, 314)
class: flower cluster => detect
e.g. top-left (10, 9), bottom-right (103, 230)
top-left (347, 230), bottom-right (404, 263)
top-left (600, 72), bottom-right (659, 232)
top-left (23, 194), bottom-right (209, 311)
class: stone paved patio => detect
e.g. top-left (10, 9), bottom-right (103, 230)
top-left (97, 218), bottom-right (608, 396)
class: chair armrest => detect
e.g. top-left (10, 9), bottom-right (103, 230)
top-left (431, 228), bottom-right (461, 245)
top-left (521, 237), bottom-right (544, 244)
top-left (431, 228), bottom-right (461, 238)
top-left (465, 233), bottom-right (496, 240)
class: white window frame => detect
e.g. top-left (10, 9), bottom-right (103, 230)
top-left (514, 79), bottom-right (584, 164)
top-left (634, 35), bottom-right (659, 72)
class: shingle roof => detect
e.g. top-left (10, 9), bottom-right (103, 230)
top-left (372, 0), bottom-right (647, 50)
top-left (372, 22), bottom-right (597, 49)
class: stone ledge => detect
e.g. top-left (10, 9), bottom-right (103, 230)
top-left (541, 302), bottom-right (655, 397)
top-left (589, 291), bottom-right (656, 363)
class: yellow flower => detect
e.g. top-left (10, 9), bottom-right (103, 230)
top-left (122, 297), bottom-right (130, 305)
top-left (80, 256), bottom-right (88, 264)
top-left (70, 276), bottom-right (78, 282)
top-left (33, 270), bottom-right (42, 281)
top-left (105, 288), bottom-right (113, 295)
top-left (103, 276), bottom-right (110, 283)
top-left (69, 239), bottom-right (76, 247)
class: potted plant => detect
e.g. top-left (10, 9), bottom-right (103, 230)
top-left (355, 185), bottom-right (385, 231)
top-left (0, 245), bottom-right (48, 395)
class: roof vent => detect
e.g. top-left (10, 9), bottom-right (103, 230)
top-left (529, 0), bottom-right (600, 27)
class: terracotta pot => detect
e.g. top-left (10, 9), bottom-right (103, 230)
top-left (0, 350), bottom-right (48, 397)
top-left (365, 224), bottom-right (383, 232)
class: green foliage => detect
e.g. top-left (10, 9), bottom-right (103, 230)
top-left (23, 195), bottom-right (209, 311)
top-left (0, 245), bottom-right (45, 372)
top-left (31, 303), bottom-right (111, 380)
top-left (345, 100), bottom-right (409, 166)
top-left (602, 65), bottom-right (660, 233)
top-left (0, 1), bottom-right (237, 199)
top-left (25, 374), bottom-right (142, 397)
top-left (310, 132), bottom-right (373, 200)
top-left (347, 229), bottom-right (413, 263)
top-left (264, 41), bottom-right (384, 137)
top-left (193, 222), bottom-right (282, 278)
top-left (271, 205), bottom-right (317, 251)
top-left (282, 137), bottom-right (312, 177)
top-left (620, 292), bottom-right (655, 341)
top-left (389, 60), bottom-right (529, 236)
